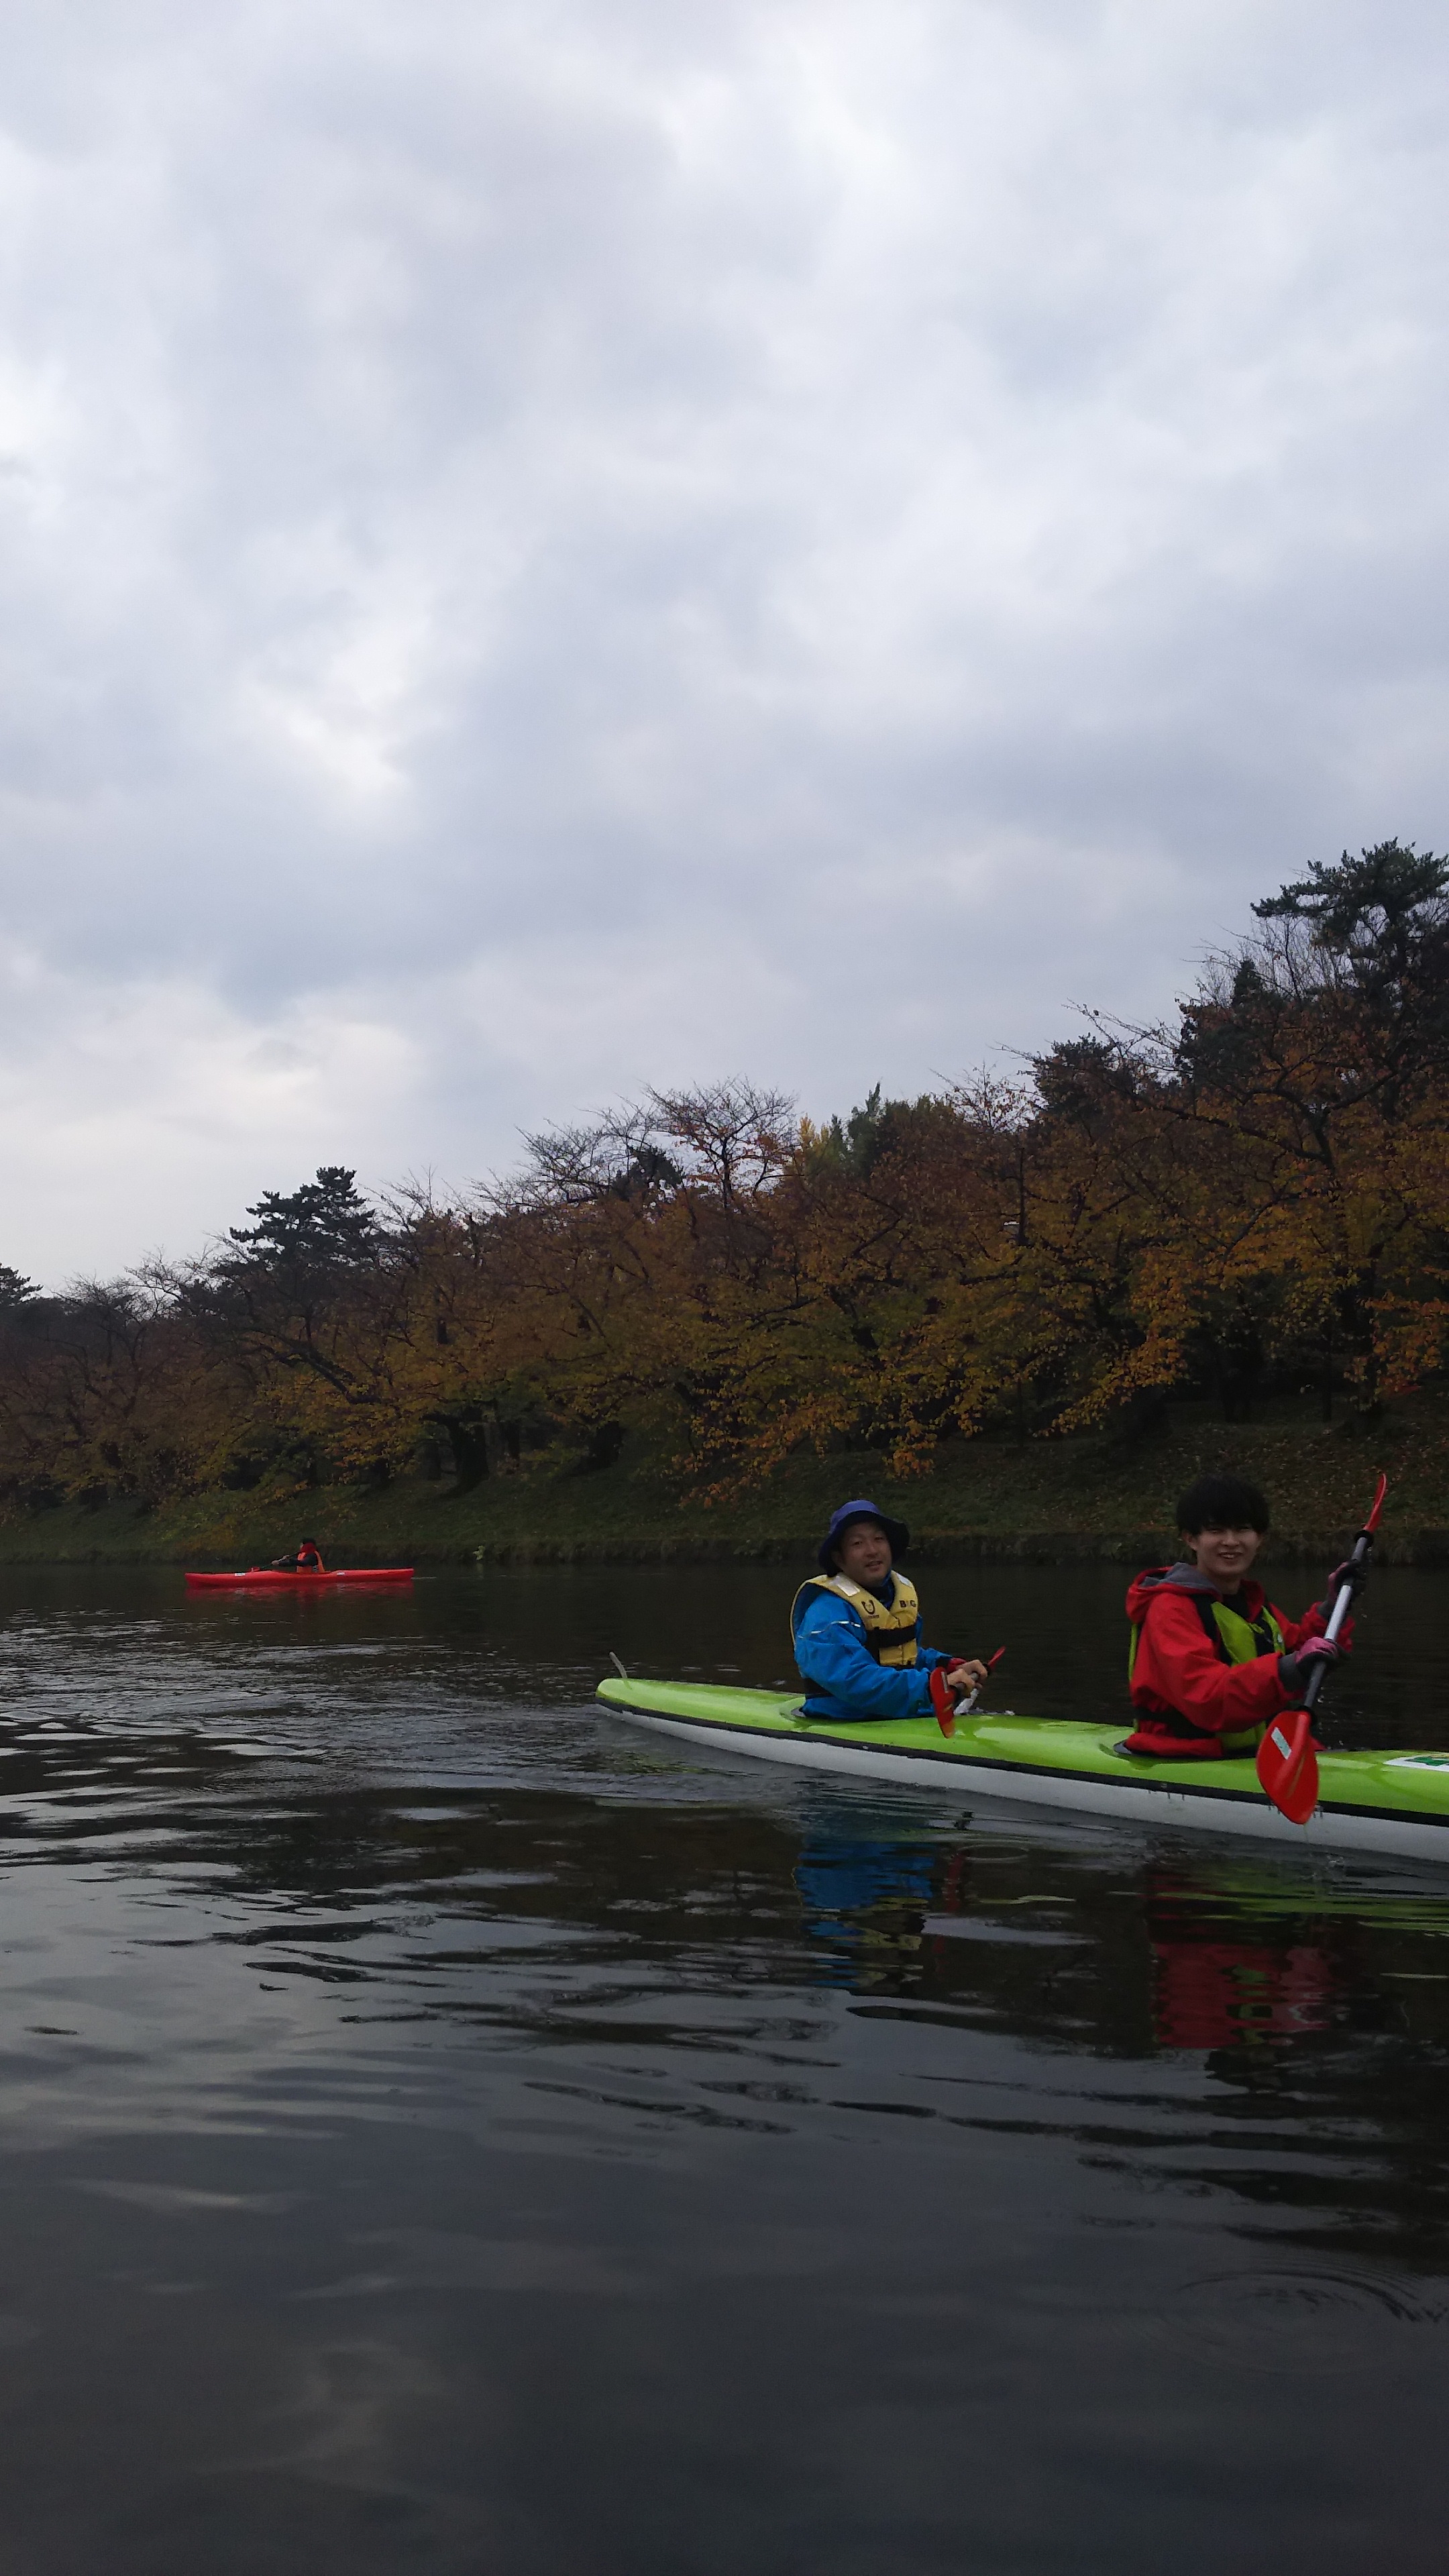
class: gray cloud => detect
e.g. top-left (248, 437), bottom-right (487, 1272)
top-left (1, 0), bottom-right (1446, 1274)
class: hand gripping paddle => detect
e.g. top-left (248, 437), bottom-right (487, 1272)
top-left (1256, 1472), bottom-right (1387, 1825)
top-left (930, 1648), bottom-right (1006, 1738)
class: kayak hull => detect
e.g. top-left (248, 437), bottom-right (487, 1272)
top-left (596, 1679), bottom-right (1449, 1865)
top-left (185, 1568), bottom-right (414, 1588)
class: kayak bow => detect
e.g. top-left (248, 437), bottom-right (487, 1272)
top-left (596, 1677), bottom-right (1449, 1864)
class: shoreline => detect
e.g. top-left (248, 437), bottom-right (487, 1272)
top-left (0, 1403), bottom-right (1445, 1568)
top-left (0, 1538), bottom-right (1444, 1567)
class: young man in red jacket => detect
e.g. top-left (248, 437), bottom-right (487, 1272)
top-left (1123, 1473), bottom-right (1353, 1759)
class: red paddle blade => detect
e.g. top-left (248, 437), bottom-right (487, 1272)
top-left (1256, 1709), bottom-right (1320, 1825)
top-left (1364, 1470), bottom-right (1388, 1536)
top-left (929, 1668), bottom-right (956, 1737)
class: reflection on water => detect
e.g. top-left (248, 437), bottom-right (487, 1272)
top-left (0, 1564), bottom-right (1445, 2574)
top-left (1150, 1919), bottom-right (1341, 2047)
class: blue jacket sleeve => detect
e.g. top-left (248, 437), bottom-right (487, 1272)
top-left (793, 1589), bottom-right (944, 1720)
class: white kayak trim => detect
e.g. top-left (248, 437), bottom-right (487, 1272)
top-left (603, 1696), bottom-right (1449, 1865)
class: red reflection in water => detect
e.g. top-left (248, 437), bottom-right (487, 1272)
top-left (1152, 1937), bottom-right (1338, 2047)
top-left (1146, 1869), bottom-right (1345, 2048)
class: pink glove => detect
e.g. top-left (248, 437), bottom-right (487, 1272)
top-left (1316, 1558), bottom-right (1366, 1618)
top-left (1278, 1636), bottom-right (1340, 1697)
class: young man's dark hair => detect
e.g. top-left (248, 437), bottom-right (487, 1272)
top-left (1175, 1473), bottom-right (1270, 1538)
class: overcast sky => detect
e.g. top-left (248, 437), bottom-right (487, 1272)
top-left (1, 0), bottom-right (1446, 1280)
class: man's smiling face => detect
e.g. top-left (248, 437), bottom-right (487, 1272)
top-left (833, 1519), bottom-right (893, 1588)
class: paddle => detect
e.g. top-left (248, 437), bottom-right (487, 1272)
top-left (1256, 1472), bottom-right (1387, 1825)
top-left (930, 1647), bottom-right (1006, 1737)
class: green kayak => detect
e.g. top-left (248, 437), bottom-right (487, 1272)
top-left (596, 1676), bottom-right (1449, 1863)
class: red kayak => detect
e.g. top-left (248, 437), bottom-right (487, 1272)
top-left (185, 1568), bottom-right (414, 1589)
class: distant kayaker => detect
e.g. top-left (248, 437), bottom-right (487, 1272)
top-left (791, 1500), bottom-right (988, 1723)
top-left (269, 1539), bottom-right (327, 1572)
top-left (1122, 1473), bottom-right (1354, 1758)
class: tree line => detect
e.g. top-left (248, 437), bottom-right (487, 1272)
top-left (3, 841), bottom-right (1446, 1512)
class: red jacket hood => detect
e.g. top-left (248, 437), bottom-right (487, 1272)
top-left (1125, 1563), bottom-right (1269, 1623)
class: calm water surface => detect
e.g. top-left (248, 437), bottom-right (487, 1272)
top-left (0, 1562), bottom-right (1446, 2575)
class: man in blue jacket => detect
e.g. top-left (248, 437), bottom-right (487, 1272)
top-left (791, 1499), bottom-right (987, 1723)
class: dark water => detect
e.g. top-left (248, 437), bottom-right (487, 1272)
top-left (0, 1562), bottom-right (1447, 2575)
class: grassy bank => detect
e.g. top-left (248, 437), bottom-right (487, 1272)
top-left (1, 1391), bottom-right (1447, 1567)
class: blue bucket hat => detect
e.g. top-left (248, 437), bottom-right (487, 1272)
top-left (817, 1497), bottom-right (910, 1572)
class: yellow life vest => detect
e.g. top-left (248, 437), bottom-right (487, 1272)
top-left (790, 1572), bottom-right (920, 1666)
top-left (1210, 1597), bottom-right (1285, 1665)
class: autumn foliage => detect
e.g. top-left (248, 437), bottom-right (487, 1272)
top-left (3, 843), bottom-right (1448, 1511)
